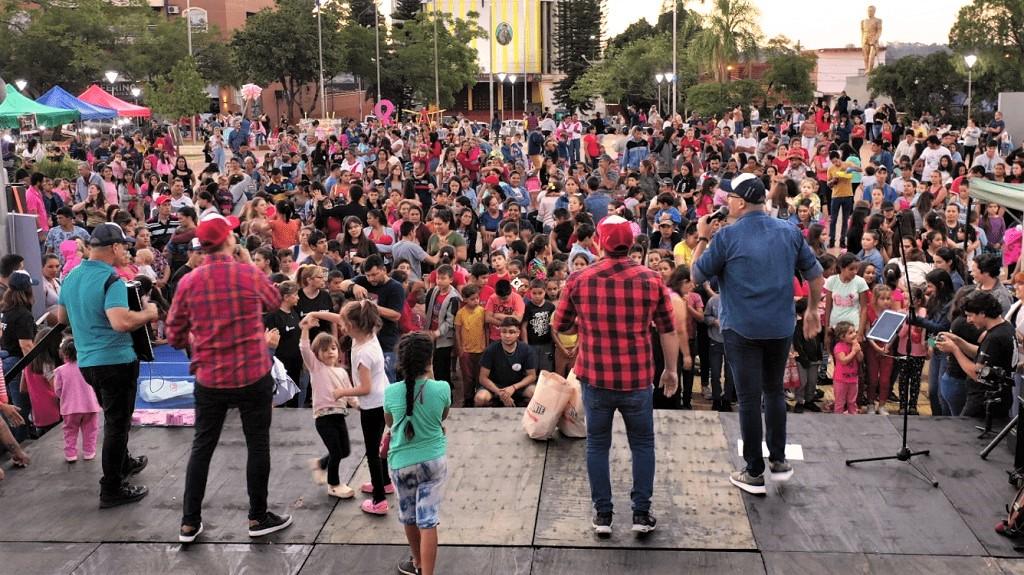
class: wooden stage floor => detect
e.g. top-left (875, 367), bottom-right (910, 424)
top-left (2, 409), bottom-right (1024, 574)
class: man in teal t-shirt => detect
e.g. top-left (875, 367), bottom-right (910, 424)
top-left (57, 223), bottom-right (157, 509)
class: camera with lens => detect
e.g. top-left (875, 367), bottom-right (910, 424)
top-left (976, 351), bottom-right (1014, 395)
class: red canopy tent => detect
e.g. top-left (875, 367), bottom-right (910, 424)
top-left (78, 84), bottom-right (151, 118)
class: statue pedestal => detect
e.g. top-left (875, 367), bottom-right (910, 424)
top-left (843, 74), bottom-right (891, 108)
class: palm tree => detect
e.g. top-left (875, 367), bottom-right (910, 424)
top-left (689, 0), bottom-right (762, 82)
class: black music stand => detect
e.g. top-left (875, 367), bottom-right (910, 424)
top-left (845, 212), bottom-right (938, 487)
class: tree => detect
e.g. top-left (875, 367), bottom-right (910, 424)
top-left (146, 57), bottom-right (209, 120)
top-left (868, 52), bottom-right (963, 119)
top-left (553, 0), bottom-right (603, 112)
top-left (607, 20), bottom-right (656, 52)
top-left (689, 0), bottom-right (762, 82)
top-left (340, 10), bottom-right (484, 110)
top-left (571, 33), bottom-right (698, 111)
top-left (347, 0), bottom-right (380, 27)
top-left (762, 53), bottom-right (816, 105)
top-left (231, 0), bottom-right (346, 119)
top-left (949, 0), bottom-right (1024, 111)
top-left (392, 0), bottom-right (422, 22)
top-left (685, 79), bottom-right (762, 117)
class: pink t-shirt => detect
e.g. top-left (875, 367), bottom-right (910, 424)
top-left (833, 341), bottom-right (860, 384)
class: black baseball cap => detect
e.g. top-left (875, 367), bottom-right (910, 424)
top-left (89, 223), bottom-right (132, 247)
top-left (721, 173), bottom-right (766, 204)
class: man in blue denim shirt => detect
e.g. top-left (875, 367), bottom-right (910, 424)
top-left (692, 173), bottom-right (823, 495)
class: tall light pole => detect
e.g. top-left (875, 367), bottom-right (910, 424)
top-left (488, 0), bottom-right (494, 123)
top-left (665, 72), bottom-right (676, 118)
top-left (508, 74), bottom-right (517, 123)
top-left (315, 0), bottom-right (327, 118)
top-left (671, 0), bottom-right (677, 119)
top-left (655, 74), bottom-right (664, 114)
top-left (497, 72), bottom-right (507, 120)
top-left (186, 0), bottom-right (193, 56)
top-left (521, 0), bottom-right (527, 116)
top-left (432, 0), bottom-right (440, 108)
top-left (965, 54), bottom-right (977, 123)
top-left (375, 1), bottom-right (381, 102)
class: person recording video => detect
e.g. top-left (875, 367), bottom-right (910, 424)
top-left (934, 290), bottom-right (1017, 418)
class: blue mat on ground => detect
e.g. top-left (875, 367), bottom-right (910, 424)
top-left (136, 345), bottom-right (195, 410)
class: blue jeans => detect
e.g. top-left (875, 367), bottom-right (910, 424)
top-left (581, 384), bottom-right (655, 514)
top-left (928, 353), bottom-right (947, 415)
top-left (383, 351), bottom-right (397, 383)
top-left (2, 354), bottom-right (27, 442)
top-left (829, 196), bottom-right (854, 244)
top-left (723, 330), bottom-right (791, 477)
top-left (939, 372), bottom-right (968, 416)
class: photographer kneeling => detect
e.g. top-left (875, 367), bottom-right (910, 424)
top-left (935, 290), bottom-right (1017, 418)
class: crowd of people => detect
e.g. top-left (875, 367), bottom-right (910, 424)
top-left (2, 94), bottom-right (1024, 573)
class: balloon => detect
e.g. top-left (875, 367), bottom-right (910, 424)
top-left (373, 99), bottom-right (395, 126)
top-left (240, 83), bottom-right (263, 102)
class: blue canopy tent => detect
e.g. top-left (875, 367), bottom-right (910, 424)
top-left (36, 85), bottom-right (117, 121)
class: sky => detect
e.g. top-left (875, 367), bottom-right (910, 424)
top-left (606, 0), bottom-right (971, 49)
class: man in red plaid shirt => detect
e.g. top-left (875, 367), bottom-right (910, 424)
top-left (166, 214), bottom-right (293, 544)
top-left (553, 214), bottom-right (680, 538)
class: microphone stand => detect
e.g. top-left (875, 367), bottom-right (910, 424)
top-left (846, 212), bottom-right (939, 487)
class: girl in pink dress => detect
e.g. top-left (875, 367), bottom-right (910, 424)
top-left (53, 338), bottom-right (101, 462)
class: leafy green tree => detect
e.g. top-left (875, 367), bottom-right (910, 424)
top-left (607, 20), bottom-right (656, 52)
top-left (685, 79), bottom-right (762, 117)
top-left (392, 0), bottom-right (423, 22)
top-left (347, 0), bottom-right (380, 27)
top-left (338, 10), bottom-right (483, 110)
top-left (762, 53), bottom-right (816, 105)
top-left (689, 0), bottom-right (762, 82)
top-left (146, 57), bottom-right (209, 120)
top-left (867, 52), bottom-right (963, 119)
top-left (571, 33), bottom-right (697, 111)
top-left (231, 0), bottom-right (346, 119)
top-left (553, 0), bottom-right (603, 112)
top-left (949, 0), bottom-right (1024, 111)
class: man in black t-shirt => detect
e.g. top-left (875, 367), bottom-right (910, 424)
top-left (478, 317), bottom-right (537, 407)
top-left (936, 290), bottom-right (1017, 417)
top-left (339, 254), bottom-right (406, 381)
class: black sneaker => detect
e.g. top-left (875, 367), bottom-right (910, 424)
top-left (631, 511), bottom-right (657, 534)
top-left (592, 511), bottom-right (613, 537)
top-left (397, 557), bottom-right (420, 575)
top-left (179, 522), bottom-right (204, 544)
top-left (248, 511), bottom-right (293, 537)
top-left (803, 402), bottom-right (822, 413)
top-left (99, 483), bottom-right (149, 508)
top-left (124, 455), bottom-right (148, 476)
top-left (793, 403), bottom-right (805, 414)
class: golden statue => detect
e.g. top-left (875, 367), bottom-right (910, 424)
top-left (861, 5), bottom-right (882, 74)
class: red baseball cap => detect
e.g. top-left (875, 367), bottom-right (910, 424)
top-left (597, 215), bottom-right (634, 254)
top-left (155, 195), bottom-right (171, 205)
top-left (483, 174), bottom-right (500, 185)
top-left (196, 213), bottom-right (240, 248)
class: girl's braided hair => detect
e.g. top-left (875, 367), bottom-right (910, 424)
top-left (396, 332), bottom-right (434, 440)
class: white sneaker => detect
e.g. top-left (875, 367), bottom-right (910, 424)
top-left (328, 484), bottom-right (355, 499)
top-left (872, 401), bottom-right (880, 415)
top-left (878, 405), bottom-right (889, 416)
top-left (785, 390), bottom-right (795, 401)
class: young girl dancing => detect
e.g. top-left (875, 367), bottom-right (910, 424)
top-left (299, 315), bottom-right (358, 499)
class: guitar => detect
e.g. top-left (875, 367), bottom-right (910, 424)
top-left (124, 280), bottom-right (155, 362)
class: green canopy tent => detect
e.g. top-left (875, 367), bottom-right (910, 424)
top-left (0, 85), bottom-right (80, 129)
top-left (969, 179), bottom-right (1024, 212)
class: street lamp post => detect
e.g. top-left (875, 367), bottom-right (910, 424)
top-left (315, 0), bottom-right (327, 118)
top-left (497, 73), bottom-right (507, 120)
top-left (672, 0), bottom-right (677, 119)
top-left (375, 1), bottom-right (382, 102)
top-left (965, 54), bottom-right (977, 123)
top-left (14, 79), bottom-right (26, 92)
top-left (508, 74), bottom-right (517, 123)
top-left (664, 73), bottom-right (676, 117)
top-left (105, 71), bottom-right (119, 86)
top-left (433, 0), bottom-right (440, 108)
top-left (655, 74), bottom-right (664, 115)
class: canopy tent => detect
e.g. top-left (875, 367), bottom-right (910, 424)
top-left (0, 85), bottom-right (80, 129)
top-left (78, 84), bottom-right (151, 118)
top-left (36, 86), bottom-right (117, 121)
top-left (969, 179), bottom-right (1024, 212)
